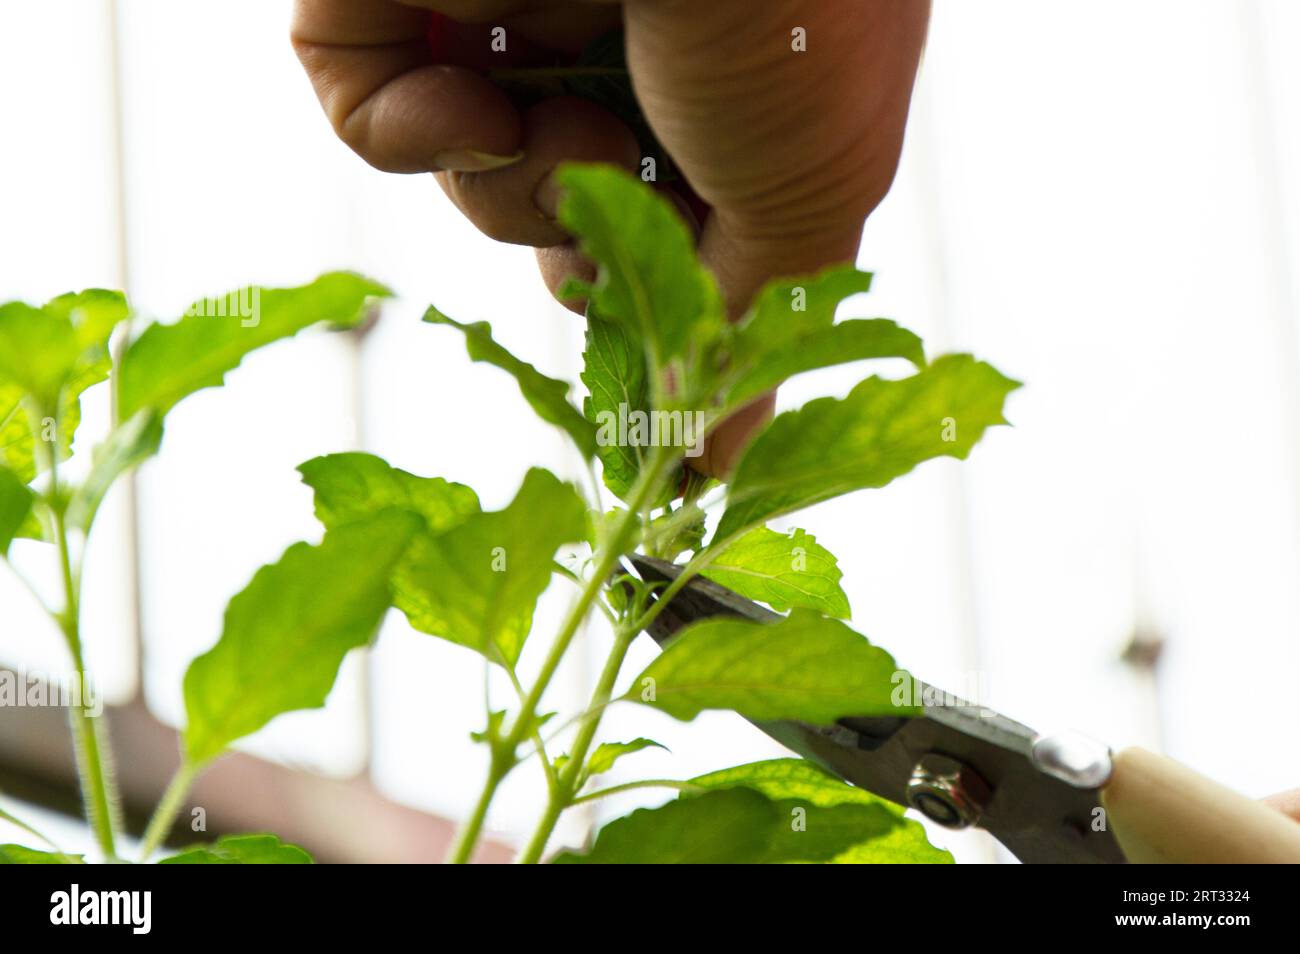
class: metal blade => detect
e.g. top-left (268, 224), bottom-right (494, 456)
top-left (627, 554), bottom-right (1126, 864)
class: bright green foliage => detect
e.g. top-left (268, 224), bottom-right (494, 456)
top-left (0, 466), bottom-right (34, 555)
top-left (688, 759), bottom-right (952, 863)
top-left (629, 609), bottom-right (918, 723)
top-left (725, 267), bottom-right (925, 406)
top-left (691, 758), bottom-right (902, 811)
top-left (118, 271), bottom-right (388, 422)
top-left (0, 302), bottom-right (84, 408)
top-left (555, 760), bottom-right (951, 864)
top-left (66, 410), bottom-right (163, 532)
top-left (424, 307), bottom-right (596, 458)
top-left (0, 289), bottom-right (127, 484)
top-left (582, 738), bottom-right (666, 777)
top-left (0, 844), bottom-right (84, 864)
top-left (47, 289), bottom-right (132, 351)
top-left (0, 382), bottom-right (36, 481)
top-left (731, 312), bottom-right (927, 406)
top-left (0, 163), bottom-right (1020, 865)
top-left (182, 510), bottom-right (420, 764)
top-left (702, 526), bottom-right (850, 617)
top-left (552, 787), bottom-right (900, 864)
top-left (472, 709), bottom-right (555, 747)
top-left (717, 355), bottom-right (1021, 541)
top-left (299, 451), bottom-right (480, 535)
top-left (556, 164), bottom-right (724, 382)
top-left (555, 736), bottom-right (660, 781)
top-left (581, 313), bottom-right (650, 500)
top-left (159, 834), bottom-right (312, 864)
top-left (392, 468), bottom-right (587, 667)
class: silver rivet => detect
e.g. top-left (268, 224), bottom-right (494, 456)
top-left (1030, 730), bottom-right (1113, 789)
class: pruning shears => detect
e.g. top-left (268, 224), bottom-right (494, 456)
top-left (628, 554), bottom-right (1300, 864)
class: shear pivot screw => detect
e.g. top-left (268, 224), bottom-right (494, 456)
top-left (905, 754), bottom-right (990, 829)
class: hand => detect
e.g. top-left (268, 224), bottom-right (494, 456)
top-left (292, 0), bottom-right (931, 475)
top-left (1264, 788), bottom-right (1300, 822)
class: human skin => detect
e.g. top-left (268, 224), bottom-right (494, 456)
top-left (291, 0), bottom-right (932, 476)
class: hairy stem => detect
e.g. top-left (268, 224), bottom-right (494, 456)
top-left (625, 541), bottom-right (727, 637)
top-left (446, 761), bottom-right (505, 864)
top-left (516, 625), bottom-right (637, 863)
top-left (449, 446), bottom-right (676, 865)
top-left (49, 442), bottom-right (122, 862)
top-left (505, 664), bottom-right (558, 794)
top-left (138, 760), bottom-right (199, 861)
top-left (572, 779), bottom-right (701, 806)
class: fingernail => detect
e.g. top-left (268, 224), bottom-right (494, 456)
top-left (532, 171), bottom-right (561, 219)
top-left (433, 149), bottom-right (523, 173)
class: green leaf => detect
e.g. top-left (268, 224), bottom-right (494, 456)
top-left (727, 267), bottom-right (925, 407)
top-left (118, 271), bottom-right (389, 423)
top-left (0, 844), bottom-right (84, 864)
top-left (650, 504), bottom-right (708, 562)
top-left (717, 354), bottom-right (1021, 541)
top-left (830, 823), bottom-right (956, 863)
top-left (691, 758), bottom-right (901, 810)
top-left (472, 709), bottom-right (555, 748)
top-left (424, 307), bottom-right (596, 458)
top-left (629, 608), bottom-right (918, 723)
top-left (582, 312), bottom-right (649, 500)
top-left (702, 526), bottom-right (850, 618)
top-left (65, 410), bottom-right (164, 532)
top-left (0, 302), bottom-right (81, 407)
top-left (298, 452), bottom-right (480, 535)
top-left (44, 288), bottom-right (130, 355)
top-left (0, 466), bottom-right (35, 556)
top-left (585, 738), bottom-right (667, 776)
top-left (182, 509), bottom-right (420, 764)
top-left (556, 164), bottom-right (724, 376)
top-left (688, 758), bottom-right (952, 863)
top-left (0, 377), bottom-right (93, 488)
top-left (0, 383), bottom-right (35, 482)
top-left (158, 834), bottom-right (312, 864)
top-left (552, 787), bottom-right (899, 864)
top-left (392, 468), bottom-right (587, 666)
top-left (0, 289), bottom-right (127, 483)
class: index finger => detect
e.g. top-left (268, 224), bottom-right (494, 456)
top-left (291, 0), bottom-right (523, 173)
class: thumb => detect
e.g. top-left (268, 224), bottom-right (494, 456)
top-left (1263, 788), bottom-right (1300, 823)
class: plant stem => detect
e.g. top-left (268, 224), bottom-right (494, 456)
top-left (505, 665), bottom-right (558, 794)
top-left (449, 446), bottom-right (676, 865)
top-left (138, 760), bottom-right (199, 861)
top-left (446, 762), bottom-right (505, 864)
top-left (516, 625), bottom-right (636, 864)
top-left (516, 797), bottom-right (564, 866)
top-left (0, 796), bottom-right (63, 850)
top-left (625, 542), bottom-right (725, 637)
top-left (503, 445), bottom-right (672, 758)
top-left (66, 705), bottom-right (119, 861)
top-left (571, 779), bottom-right (701, 806)
top-left (49, 444), bottom-right (122, 862)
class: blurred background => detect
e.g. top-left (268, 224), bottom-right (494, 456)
top-left (2, 0), bottom-right (1299, 864)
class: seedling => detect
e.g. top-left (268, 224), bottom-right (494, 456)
top-left (0, 166), bottom-right (1017, 863)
